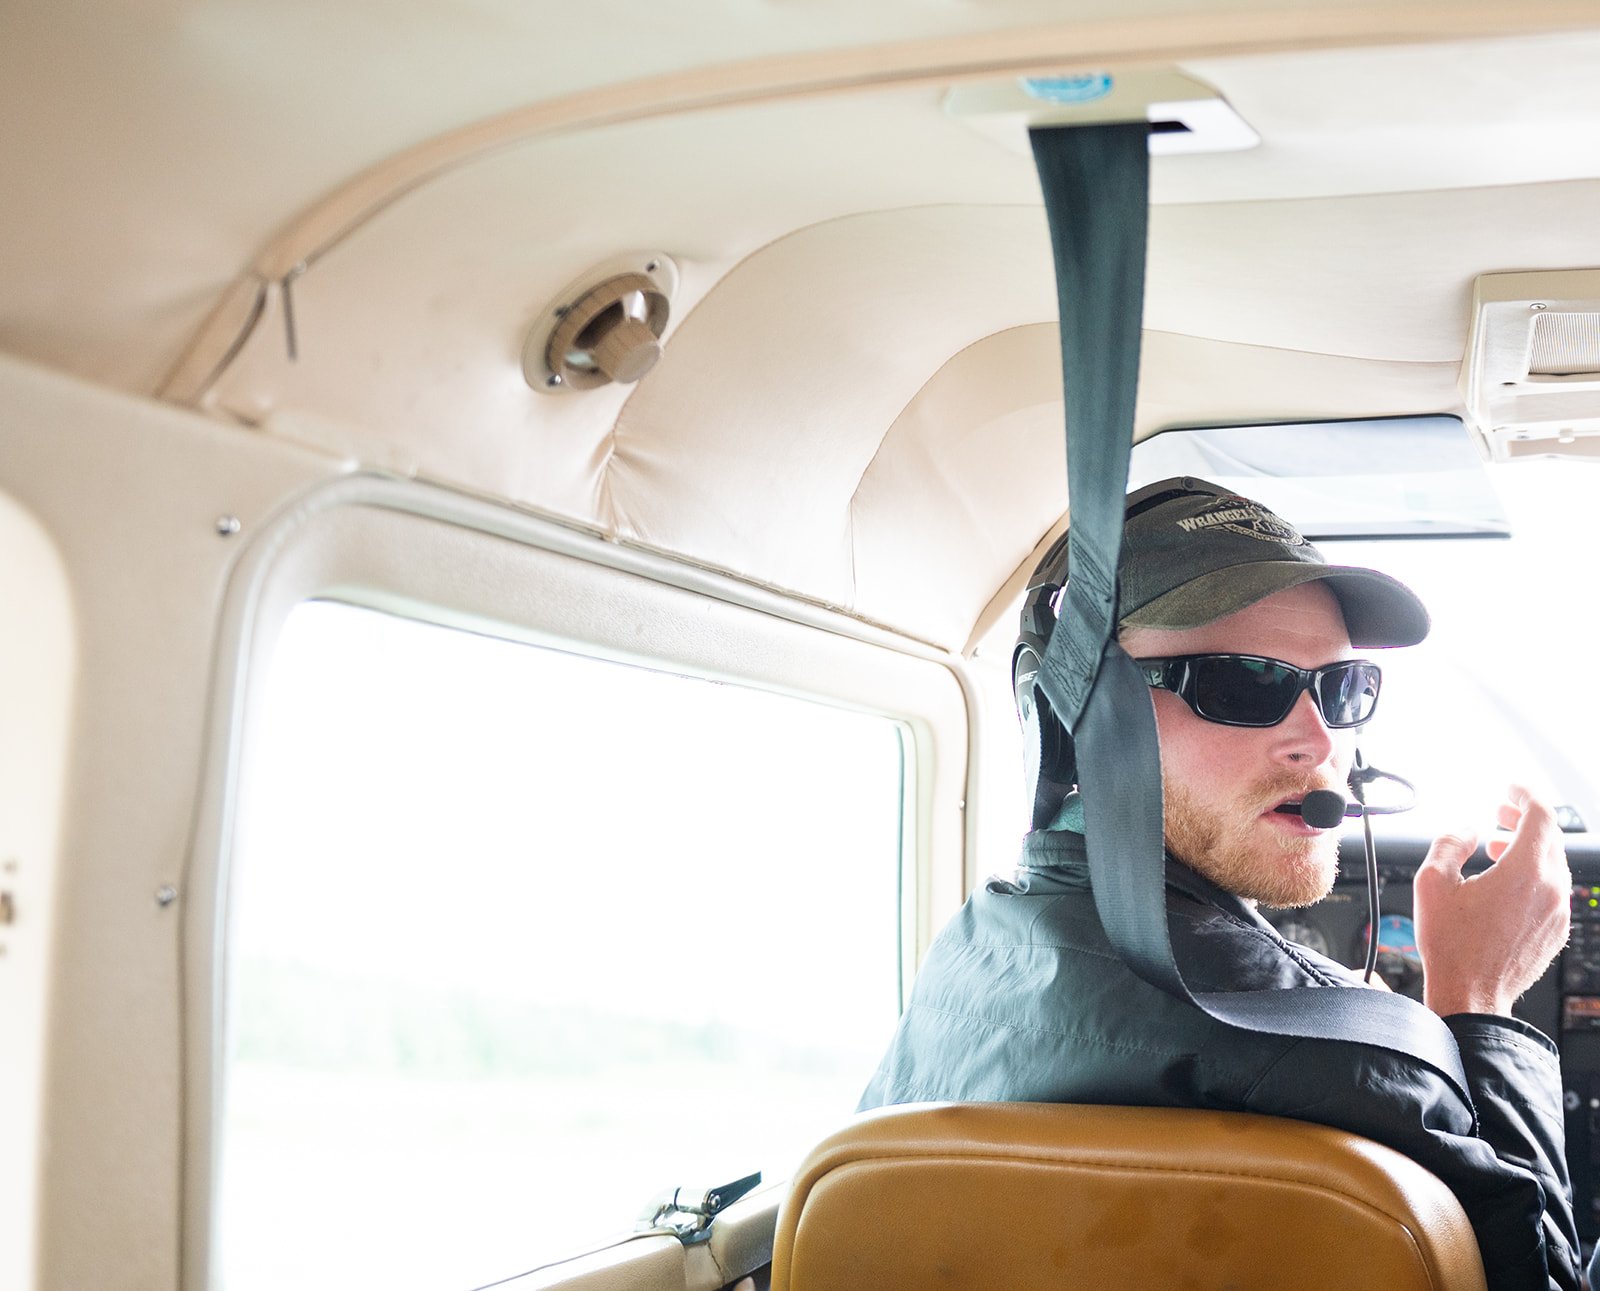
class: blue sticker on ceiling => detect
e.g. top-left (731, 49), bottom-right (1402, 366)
top-left (1021, 74), bottom-right (1114, 104)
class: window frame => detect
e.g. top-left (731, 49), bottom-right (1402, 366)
top-left (183, 474), bottom-right (971, 1289)
top-left (0, 491), bottom-right (75, 1291)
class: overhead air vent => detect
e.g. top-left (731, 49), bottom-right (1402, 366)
top-left (1462, 270), bottom-right (1600, 461)
top-left (524, 253), bottom-right (677, 394)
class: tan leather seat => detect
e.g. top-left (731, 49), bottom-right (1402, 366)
top-left (771, 1102), bottom-right (1486, 1291)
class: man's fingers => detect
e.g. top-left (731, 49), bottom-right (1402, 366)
top-left (1418, 830), bottom-right (1478, 886)
top-left (1505, 783), bottom-right (1560, 831)
top-left (1426, 830), bottom-right (1478, 866)
top-left (1493, 787), bottom-right (1563, 871)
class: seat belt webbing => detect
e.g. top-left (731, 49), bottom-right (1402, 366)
top-left (1026, 121), bottom-right (1474, 1114)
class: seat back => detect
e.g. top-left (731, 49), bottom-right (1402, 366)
top-left (771, 1102), bottom-right (1486, 1291)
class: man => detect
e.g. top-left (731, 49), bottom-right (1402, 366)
top-left (859, 478), bottom-right (1580, 1291)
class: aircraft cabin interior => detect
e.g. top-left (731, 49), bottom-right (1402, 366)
top-left (3, 2), bottom-right (1600, 1288)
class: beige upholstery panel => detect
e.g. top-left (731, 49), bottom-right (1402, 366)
top-left (5, 1), bottom-right (1599, 399)
top-left (850, 326), bottom-right (1066, 649)
top-left (1146, 178), bottom-right (1600, 363)
top-left (1137, 329), bottom-right (1464, 431)
top-left (210, 157), bottom-right (1481, 652)
top-left (772, 1103), bottom-right (1487, 1291)
top-left (1181, 33), bottom-right (1600, 202)
top-left (605, 206), bottom-right (1055, 618)
top-left (0, 356), bottom-right (347, 1290)
top-left (852, 324), bottom-right (1463, 649)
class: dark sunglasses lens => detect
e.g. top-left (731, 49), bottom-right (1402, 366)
top-left (1190, 657), bottom-right (1300, 727)
top-left (1317, 661), bottom-right (1380, 727)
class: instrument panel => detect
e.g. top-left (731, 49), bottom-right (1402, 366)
top-left (1263, 833), bottom-right (1600, 1240)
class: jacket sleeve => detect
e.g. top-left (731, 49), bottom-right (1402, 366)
top-left (1243, 1014), bottom-right (1581, 1291)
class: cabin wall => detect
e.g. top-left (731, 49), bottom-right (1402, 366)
top-left (0, 354), bottom-right (975, 1290)
top-left (0, 476), bottom-right (74, 1291)
top-left (0, 357), bottom-right (345, 1287)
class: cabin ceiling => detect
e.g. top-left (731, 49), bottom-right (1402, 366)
top-left (4, 1), bottom-right (1600, 653)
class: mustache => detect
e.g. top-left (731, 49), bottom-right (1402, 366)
top-left (1249, 772), bottom-right (1344, 810)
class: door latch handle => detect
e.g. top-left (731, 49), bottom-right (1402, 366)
top-left (637, 1171), bottom-right (763, 1245)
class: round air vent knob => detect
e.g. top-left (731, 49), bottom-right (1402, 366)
top-left (538, 269), bottom-right (669, 392)
top-left (590, 314), bottom-right (661, 383)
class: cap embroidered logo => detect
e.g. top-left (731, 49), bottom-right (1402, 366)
top-left (1175, 499), bottom-right (1306, 547)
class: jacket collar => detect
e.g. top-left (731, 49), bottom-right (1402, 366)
top-left (1008, 825), bottom-right (1274, 931)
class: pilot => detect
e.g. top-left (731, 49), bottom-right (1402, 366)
top-left (859, 478), bottom-right (1582, 1291)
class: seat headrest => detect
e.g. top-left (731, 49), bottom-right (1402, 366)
top-left (771, 1102), bottom-right (1486, 1291)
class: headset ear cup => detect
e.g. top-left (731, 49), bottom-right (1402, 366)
top-left (1017, 486), bottom-right (1221, 829)
top-left (1013, 643), bottom-right (1043, 729)
top-left (1035, 689), bottom-right (1075, 788)
top-left (1014, 642), bottom-right (1077, 828)
top-left (1014, 644), bottom-right (1069, 781)
top-left (1020, 703), bottom-right (1045, 824)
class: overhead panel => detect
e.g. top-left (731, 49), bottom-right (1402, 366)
top-left (1462, 269), bottom-right (1600, 461)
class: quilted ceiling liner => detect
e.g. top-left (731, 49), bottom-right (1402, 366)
top-left (4, 2), bottom-right (1600, 652)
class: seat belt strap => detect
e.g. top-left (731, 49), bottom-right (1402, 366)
top-left (1026, 121), bottom-right (1474, 1114)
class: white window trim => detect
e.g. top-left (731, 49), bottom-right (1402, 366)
top-left (182, 472), bottom-right (971, 1290)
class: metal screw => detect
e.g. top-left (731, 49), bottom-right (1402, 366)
top-left (546, 373), bottom-right (563, 388)
top-left (1531, 302), bottom-right (1548, 311)
top-left (215, 515), bottom-right (241, 536)
top-left (155, 885), bottom-right (178, 907)
top-left (645, 260), bottom-right (660, 274)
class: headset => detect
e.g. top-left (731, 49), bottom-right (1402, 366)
top-left (1012, 477), bottom-right (1229, 829)
top-left (1012, 524), bottom-right (1075, 829)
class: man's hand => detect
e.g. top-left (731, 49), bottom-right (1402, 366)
top-left (1413, 784), bottom-right (1571, 1018)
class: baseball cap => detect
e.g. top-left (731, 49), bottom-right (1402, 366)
top-left (1111, 477), bottom-right (1430, 648)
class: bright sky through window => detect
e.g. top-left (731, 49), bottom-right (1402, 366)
top-left (217, 605), bottom-right (907, 1290)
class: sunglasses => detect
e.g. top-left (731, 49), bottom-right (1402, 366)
top-left (1134, 654), bottom-right (1381, 729)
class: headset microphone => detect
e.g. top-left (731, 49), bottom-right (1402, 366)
top-left (1276, 757), bottom-right (1418, 986)
top-left (1298, 789), bottom-right (1349, 830)
top-left (1342, 752), bottom-right (1419, 987)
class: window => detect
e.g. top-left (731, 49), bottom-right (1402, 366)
top-left (1127, 419), bottom-right (1600, 834)
top-left (1327, 459), bottom-right (1600, 835)
top-left (216, 602), bottom-right (907, 1290)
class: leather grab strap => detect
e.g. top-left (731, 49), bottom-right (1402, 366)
top-left (1026, 122), bottom-right (1473, 1113)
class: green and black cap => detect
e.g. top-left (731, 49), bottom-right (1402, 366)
top-left (1112, 477), bottom-right (1430, 648)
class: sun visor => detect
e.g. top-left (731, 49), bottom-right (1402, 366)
top-left (1129, 416), bottom-right (1508, 540)
top-left (1462, 269), bottom-right (1600, 462)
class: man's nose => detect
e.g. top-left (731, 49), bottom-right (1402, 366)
top-left (1276, 688), bottom-right (1337, 765)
